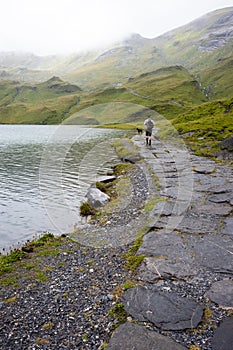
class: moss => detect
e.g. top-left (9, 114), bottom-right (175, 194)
top-left (35, 271), bottom-right (49, 283)
top-left (122, 237), bottom-right (145, 273)
top-left (42, 321), bottom-right (54, 330)
top-left (109, 303), bottom-right (128, 329)
top-left (5, 296), bottom-right (17, 303)
top-left (0, 250), bottom-right (25, 276)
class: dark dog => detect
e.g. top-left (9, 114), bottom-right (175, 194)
top-left (136, 128), bottom-right (143, 135)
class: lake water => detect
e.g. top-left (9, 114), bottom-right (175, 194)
top-left (0, 125), bottom-right (126, 251)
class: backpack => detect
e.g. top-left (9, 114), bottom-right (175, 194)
top-left (146, 119), bottom-right (154, 130)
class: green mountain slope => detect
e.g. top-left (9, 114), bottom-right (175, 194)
top-left (0, 77), bottom-right (82, 124)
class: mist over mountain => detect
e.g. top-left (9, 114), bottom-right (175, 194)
top-left (0, 7), bottom-right (232, 89)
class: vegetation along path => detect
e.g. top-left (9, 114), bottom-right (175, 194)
top-left (0, 134), bottom-right (233, 350)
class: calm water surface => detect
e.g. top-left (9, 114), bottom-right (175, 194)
top-left (0, 125), bottom-right (125, 250)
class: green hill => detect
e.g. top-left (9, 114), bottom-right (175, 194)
top-left (0, 7), bottom-right (232, 159)
top-left (0, 77), bottom-right (82, 124)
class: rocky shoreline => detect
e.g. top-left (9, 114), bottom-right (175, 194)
top-left (0, 135), bottom-right (233, 350)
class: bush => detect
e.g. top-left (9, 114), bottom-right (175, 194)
top-left (80, 201), bottom-right (96, 216)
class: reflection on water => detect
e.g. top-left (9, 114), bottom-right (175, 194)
top-left (0, 125), bottom-right (125, 250)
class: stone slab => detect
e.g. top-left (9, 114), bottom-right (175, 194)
top-left (122, 286), bottom-right (203, 330)
top-left (193, 203), bottom-right (232, 216)
top-left (212, 316), bottom-right (233, 350)
top-left (138, 257), bottom-right (197, 282)
top-left (206, 280), bottom-right (233, 308)
top-left (208, 192), bottom-right (233, 203)
top-left (153, 216), bottom-right (220, 234)
top-left (193, 165), bottom-right (216, 174)
top-left (192, 234), bottom-right (233, 274)
top-left (107, 322), bottom-right (188, 350)
top-left (221, 217), bottom-right (233, 236)
top-left (138, 230), bottom-right (191, 261)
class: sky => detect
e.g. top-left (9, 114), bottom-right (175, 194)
top-left (0, 0), bottom-right (232, 56)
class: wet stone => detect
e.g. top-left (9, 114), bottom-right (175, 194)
top-left (193, 165), bottom-right (216, 174)
top-left (208, 192), bottom-right (233, 203)
top-left (192, 234), bottom-right (233, 274)
top-left (153, 215), bottom-right (220, 234)
top-left (138, 257), bottom-right (197, 282)
top-left (221, 217), bottom-right (233, 236)
top-left (212, 316), bottom-right (233, 350)
top-left (107, 322), bottom-right (188, 350)
top-left (122, 286), bottom-right (203, 330)
top-left (138, 230), bottom-right (191, 260)
top-left (193, 202), bottom-right (232, 216)
top-left (206, 279), bottom-right (233, 308)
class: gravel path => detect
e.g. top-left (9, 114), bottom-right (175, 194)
top-left (0, 241), bottom-right (130, 350)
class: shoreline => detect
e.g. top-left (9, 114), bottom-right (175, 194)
top-left (1, 135), bottom-right (233, 350)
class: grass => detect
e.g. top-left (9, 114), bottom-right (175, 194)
top-left (0, 233), bottom-right (69, 287)
top-left (122, 236), bottom-right (145, 273)
top-left (172, 97), bottom-right (233, 157)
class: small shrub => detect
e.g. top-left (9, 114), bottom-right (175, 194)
top-left (80, 201), bottom-right (96, 216)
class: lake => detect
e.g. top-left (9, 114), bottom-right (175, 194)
top-left (0, 125), bottom-right (126, 251)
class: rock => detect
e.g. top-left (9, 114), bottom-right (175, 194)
top-left (206, 279), bottom-right (233, 308)
top-left (192, 234), bottom-right (233, 274)
top-left (86, 185), bottom-right (110, 208)
top-left (122, 286), bottom-right (203, 330)
top-left (151, 215), bottom-right (220, 234)
top-left (221, 217), bottom-right (233, 236)
top-left (193, 165), bottom-right (216, 174)
top-left (208, 192), bottom-right (233, 203)
top-left (96, 175), bottom-right (116, 183)
top-left (219, 136), bottom-right (233, 151)
top-left (138, 257), bottom-right (197, 282)
top-left (107, 322), bottom-right (188, 350)
top-left (193, 203), bottom-right (232, 216)
top-left (212, 316), bottom-right (233, 350)
top-left (137, 230), bottom-right (191, 261)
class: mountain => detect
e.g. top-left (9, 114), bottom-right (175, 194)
top-left (0, 7), bottom-right (232, 130)
top-left (0, 77), bottom-right (82, 124)
top-left (0, 7), bottom-right (232, 92)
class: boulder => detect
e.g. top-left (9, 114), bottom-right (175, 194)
top-left (86, 185), bottom-right (110, 208)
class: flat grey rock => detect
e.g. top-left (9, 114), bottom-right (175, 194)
top-left (212, 316), bottom-right (233, 350)
top-left (192, 234), bottom-right (233, 274)
top-left (221, 217), bottom-right (233, 236)
top-left (138, 257), bottom-right (197, 281)
top-left (122, 286), bottom-right (203, 330)
top-left (193, 203), bottom-right (232, 216)
top-left (138, 230), bottom-right (191, 260)
top-left (151, 200), bottom-right (189, 217)
top-left (107, 322), bottom-right (188, 350)
top-left (193, 165), bottom-right (216, 174)
top-left (208, 192), bottom-right (233, 203)
top-left (153, 215), bottom-right (220, 234)
top-left (96, 175), bottom-right (116, 183)
top-left (206, 280), bottom-right (233, 308)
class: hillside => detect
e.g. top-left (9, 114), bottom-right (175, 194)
top-left (0, 6), bottom-right (232, 158)
top-left (0, 77), bottom-right (82, 124)
top-left (0, 7), bottom-right (232, 93)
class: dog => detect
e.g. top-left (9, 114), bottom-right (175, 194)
top-left (136, 127), bottom-right (143, 135)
